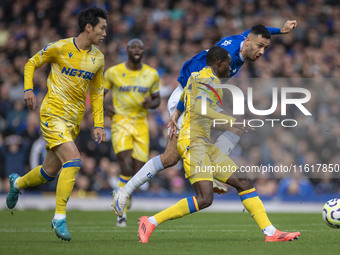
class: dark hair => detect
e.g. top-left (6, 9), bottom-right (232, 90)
top-left (206, 46), bottom-right (230, 66)
top-left (249, 25), bottom-right (271, 39)
top-left (78, 8), bottom-right (107, 33)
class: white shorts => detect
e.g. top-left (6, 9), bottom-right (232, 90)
top-left (167, 85), bottom-right (184, 135)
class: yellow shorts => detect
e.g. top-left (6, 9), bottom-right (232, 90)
top-left (177, 138), bottom-right (238, 184)
top-left (111, 115), bottom-right (149, 163)
top-left (40, 114), bottom-right (80, 150)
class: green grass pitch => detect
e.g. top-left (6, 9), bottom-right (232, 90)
top-left (0, 210), bottom-right (339, 255)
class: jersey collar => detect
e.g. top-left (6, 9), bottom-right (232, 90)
top-left (124, 62), bottom-right (143, 71)
top-left (73, 38), bottom-right (92, 53)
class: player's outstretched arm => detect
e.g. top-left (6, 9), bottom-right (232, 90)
top-left (241, 20), bottom-right (297, 37)
top-left (280, 20), bottom-right (297, 34)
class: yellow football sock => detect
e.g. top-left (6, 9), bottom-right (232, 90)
top-left (154, 196), bottom-right (199, 225)
top-left (55, 159), bottom-right (81, 215)
top-left (239, 188), bottom-right (271, 230)
top-left (118, 174), bottom-right (131, 214)
top-left (17, 165), bottom-right (56, 189)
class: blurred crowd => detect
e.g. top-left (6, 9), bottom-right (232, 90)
top-left (0, 0), bottom-right (339, 198)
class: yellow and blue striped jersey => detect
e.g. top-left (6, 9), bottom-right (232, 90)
top-left (24, 37), bottom-right (105, 128)
top-left (103, 62), bottom-right (159, 118)
top-left (179, 67), bottom-right (223, 141)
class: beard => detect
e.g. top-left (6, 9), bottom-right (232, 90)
top-left (130, 56), bottom-right (142, 64)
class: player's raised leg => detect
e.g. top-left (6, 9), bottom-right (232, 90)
top-left (6, 150), bottom-right (60, 209)
top-left (6, 173), bottom-right (22, 209)
top-left (112, 136), bottom-right (180, 217)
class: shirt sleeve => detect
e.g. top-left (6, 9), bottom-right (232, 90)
top-left (265, 27), bottom-right (281, 35)
top-left (24, 42), bottom-right (58, 91)
top-left (241, 27), bottom-right (281, 37)
top-left (150, 71), bottom-right (160, 95)
top-left (177, 76), bottom-right (192, 112)
top-left (103, 67), bottom-right (113, 91)
top-left (90, 58), bottom-right (105, 128)
top-left (176, 99), bottom-right (184, 112)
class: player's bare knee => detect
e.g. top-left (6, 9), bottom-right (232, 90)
top-left (160, 149), bottom-right (180, 168)
top-left (118, 157), bottom-right (133, 176)
top-left (196, 194), bottom-right (213, 209)
top-left (237, 178), bottom-right (254, 192)
top-left (160, 137), bottom-right (180, 168)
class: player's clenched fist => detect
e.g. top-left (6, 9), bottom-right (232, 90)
top-left (280, 20), bottom-right (297, 34)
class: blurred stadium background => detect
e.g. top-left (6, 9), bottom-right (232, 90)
top-left (0, 0), bottom-right (339, 211)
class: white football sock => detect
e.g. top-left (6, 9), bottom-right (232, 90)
top-left (215, 131), bottom-right (240, 155)
top-left (147, 216), bottom-right (159, 226)
top-left (118, 213), bottom-right (127, 220)
top-left (54, 213), bottom-right (66, 221)
top-left (262, 225), bottom-right (276, 236)
top-left (124, 155), bottom-right (164, 195)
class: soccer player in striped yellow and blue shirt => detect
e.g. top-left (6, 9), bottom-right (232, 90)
top-left (6, 8), bottom-right (107, 241)
top-left (139, 46), bottom-right (240, 243)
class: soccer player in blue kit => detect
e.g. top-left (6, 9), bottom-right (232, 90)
top-left (114, 20), bottom-right (300, 242)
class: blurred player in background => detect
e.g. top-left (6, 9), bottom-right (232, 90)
top-left (104, 38), bottom-right (160, 227)
top-left (6, 7), bottom-right (107, 241)
top-left (114, 21), bottom-right (299, 241)
top-left (138, 46), bottom-right (300, 243)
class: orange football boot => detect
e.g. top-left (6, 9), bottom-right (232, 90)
top-left (265, 229), bottom-right (300, 242)
top-left (138, 216), bottom-right (156, 243)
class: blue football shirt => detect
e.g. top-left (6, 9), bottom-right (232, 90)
top-left (177, 27), bottom-right (281, 88)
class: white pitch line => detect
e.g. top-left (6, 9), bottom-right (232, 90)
top-left (0, 228), bottom-right (333, 233)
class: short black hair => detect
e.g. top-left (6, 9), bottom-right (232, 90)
top-left (249, 25), bottom-right (271, 39)
top-left (78, 8), bottom-right (107, 33)
top-left (206, 46), bottom-right (230, 66)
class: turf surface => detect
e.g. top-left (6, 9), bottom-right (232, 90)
top-left (0, 210), bottom-right (339, 255)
